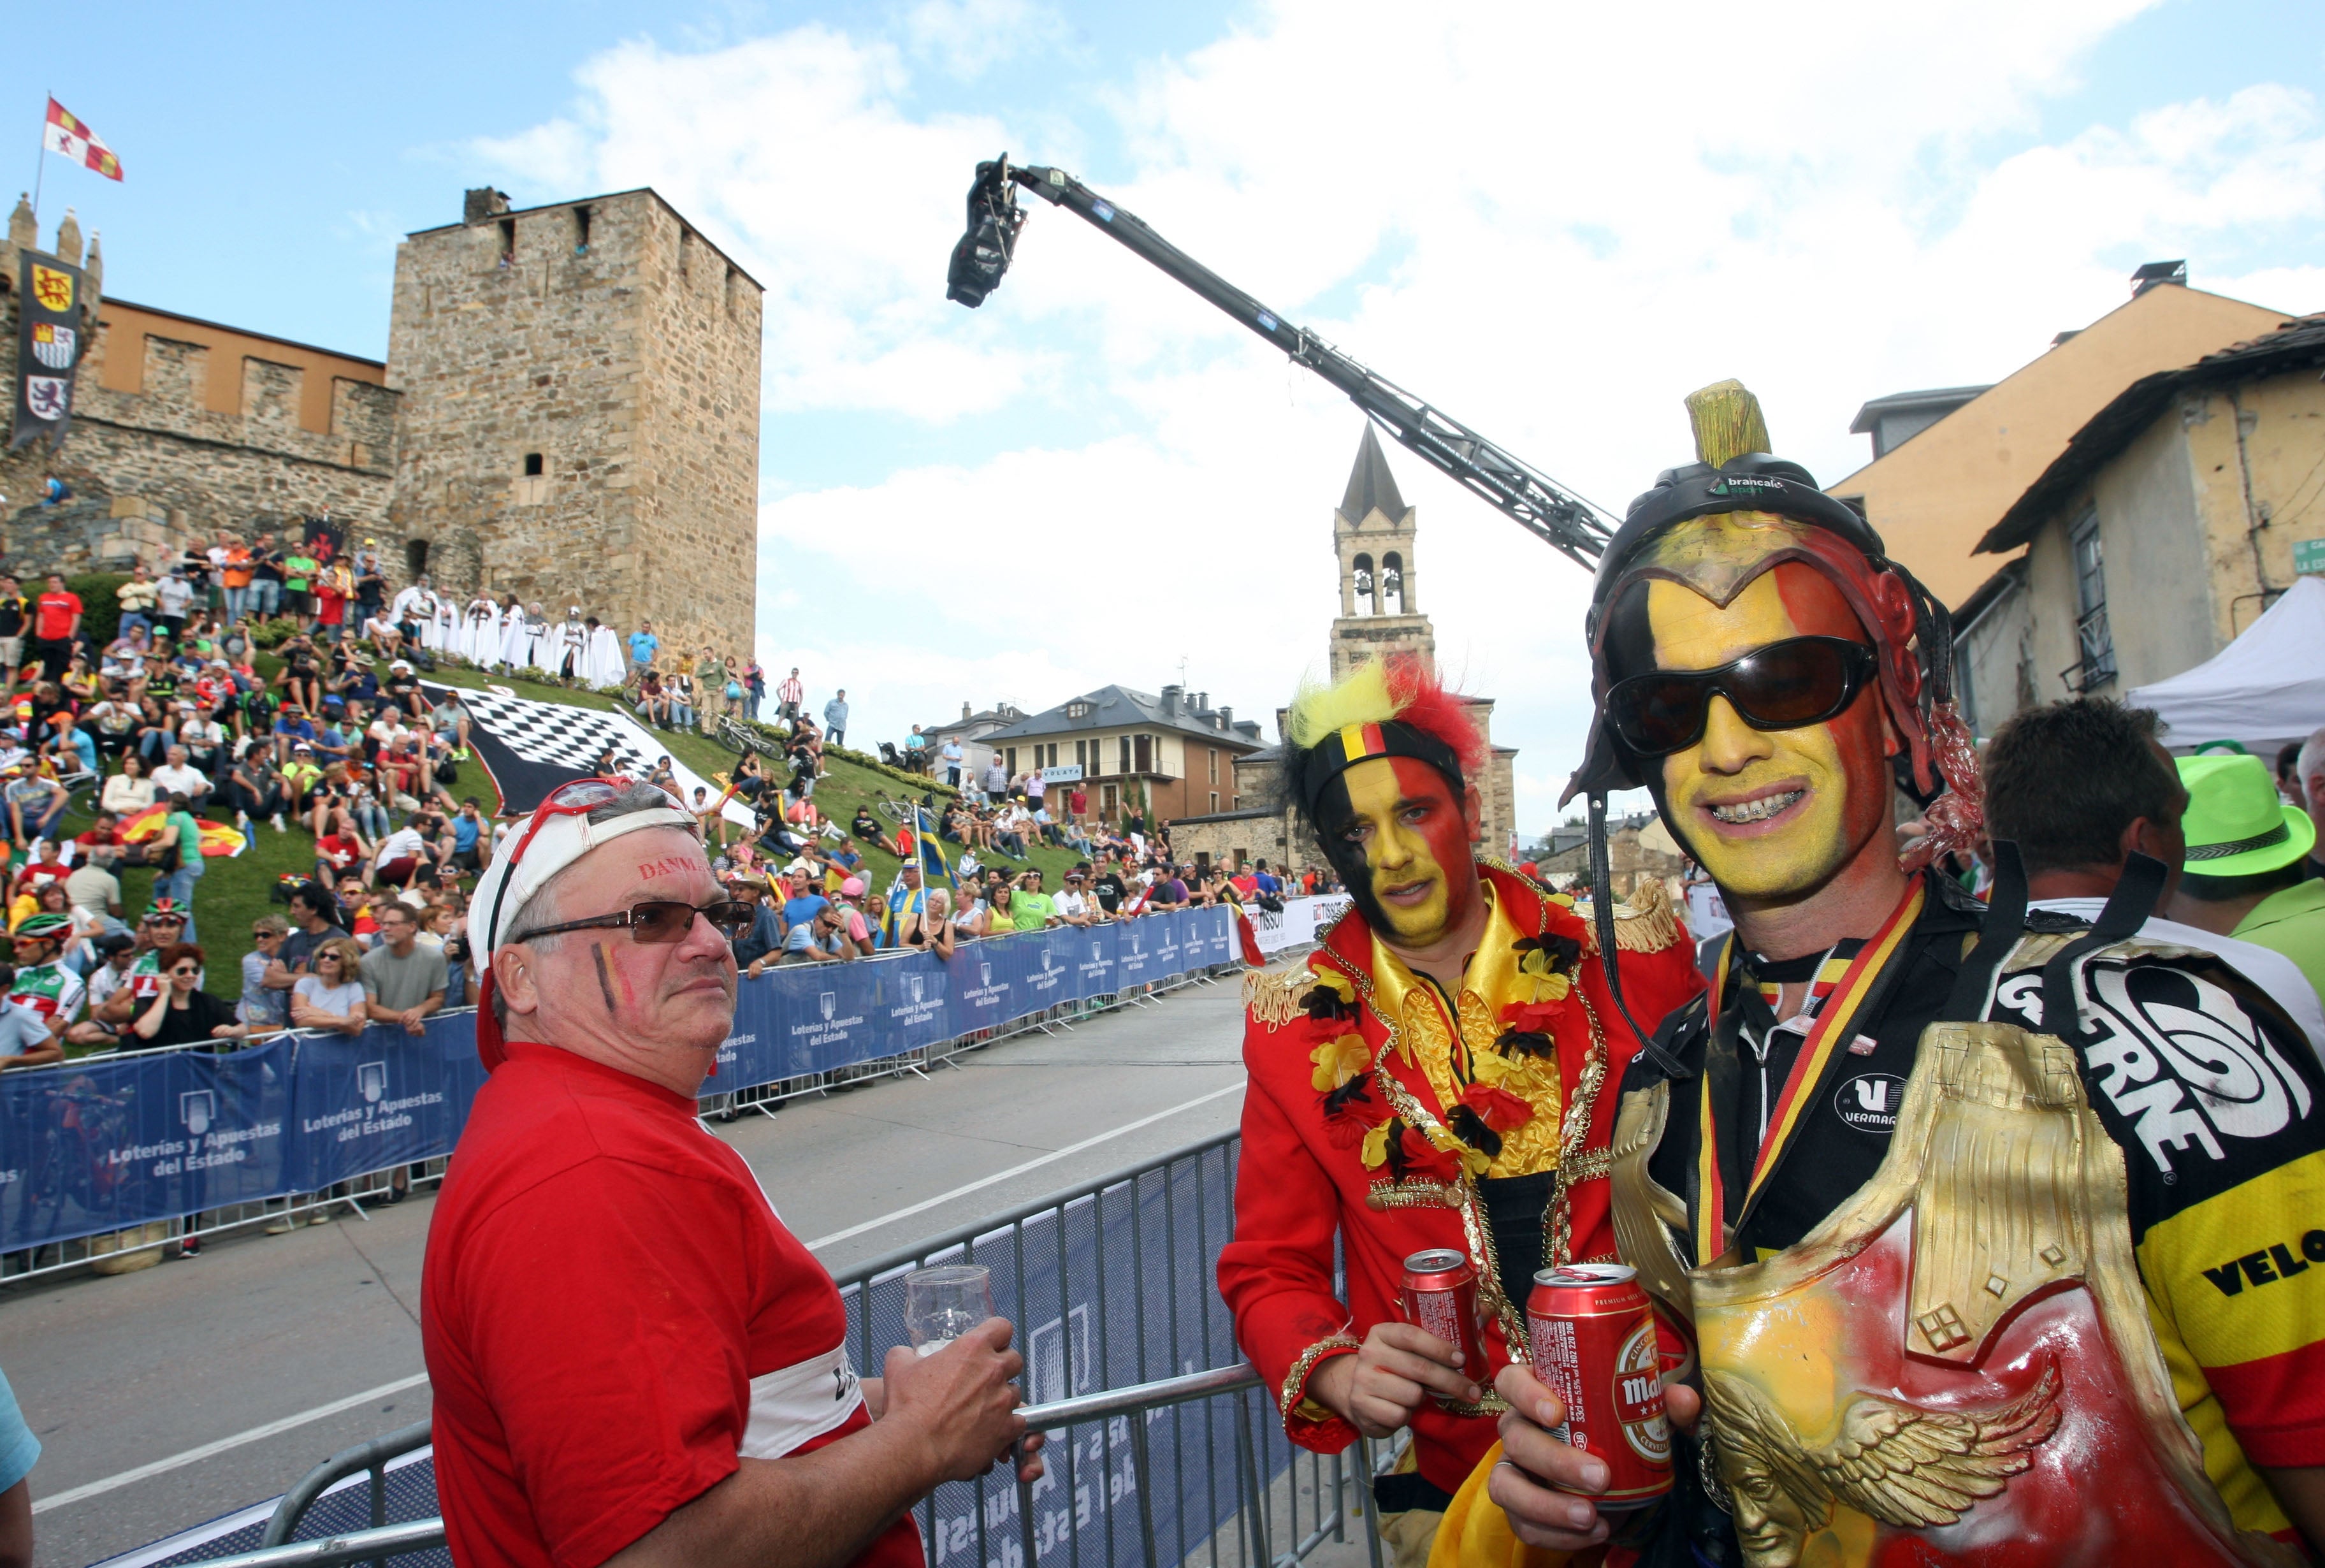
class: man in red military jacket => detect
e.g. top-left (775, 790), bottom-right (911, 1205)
top-left (1216, 655), bottom-right (1702, 1566)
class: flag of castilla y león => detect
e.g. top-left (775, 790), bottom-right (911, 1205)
top-left (43, 98), bottom-right (122, 181)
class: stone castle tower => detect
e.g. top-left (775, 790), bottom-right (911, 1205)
top-left (386, 187), bottom-right (762, 657)
top-left (1323, 425), bottom-right (1519, 856)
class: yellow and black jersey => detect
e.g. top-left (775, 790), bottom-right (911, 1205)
top-left (1637, 871), bottom-right (2325, 1541)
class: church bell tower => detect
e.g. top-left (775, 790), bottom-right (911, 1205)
top-left (1329, 425), bottom-right (1438, 680)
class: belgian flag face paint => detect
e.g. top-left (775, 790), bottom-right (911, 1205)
top-left (1318, 755), bottom-right (1481, 948)
top-left (1640, 562), bottom-right (1897, 903)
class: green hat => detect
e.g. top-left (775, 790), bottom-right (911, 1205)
top-left (13, 913), bottom-right (69, 941)
top-left (2177, 755), bottom-right (2317, 876)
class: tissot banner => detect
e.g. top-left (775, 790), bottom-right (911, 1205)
top-left (12, 249), bottom-right (85, 449)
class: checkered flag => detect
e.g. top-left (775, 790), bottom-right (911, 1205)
top-left (423, 683), bottom-right (747, 824)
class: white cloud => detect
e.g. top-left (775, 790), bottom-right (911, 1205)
top-left (482, 1), bottom-right (2325, 835)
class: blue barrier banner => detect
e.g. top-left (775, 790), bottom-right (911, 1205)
top-left (766, 959), bottom-right (886, 1077)
top-left (870, 953), bottom-right (954, 1051)
top-left (1, 915), bottom-right (1241, 1254)
top-left (1071, 924), bottom-right (1119, 1001)
top-left (717, 976), bottom-right (785, 1089)
top-left (1020, 929), bottom-right (1076, 1013)
top-left (288, 1023), bottom-right (488, 1193)
top-left (1, 1037), bottom-right (294, 1251)
top-left (948, 934), bottom-right (1027, 1034)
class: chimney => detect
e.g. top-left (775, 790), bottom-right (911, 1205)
top-left (962, 701), bottom-right (972, 721)
top-left (1195, 692), bottom-right (1208, 713)
top-left (1161, 684), bottom-right (1182, 715)
top-left (2130, 259), bottom-right (2186, 298)
top-left (1219, 706), bottom-right (1233, 727)
top-left (463, 187), bottom-right (512, 226)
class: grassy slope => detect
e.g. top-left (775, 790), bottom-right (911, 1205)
top-left (36, 658), bottom-right (1096, 1033)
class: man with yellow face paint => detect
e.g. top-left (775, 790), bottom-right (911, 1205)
top-left (1217, 653), bottom-right (1705, 1568)
top-left (1441, 384), bottom-right (2325, 1568)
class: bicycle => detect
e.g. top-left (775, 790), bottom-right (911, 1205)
top-left (711, 713), bottom-right (784, 762)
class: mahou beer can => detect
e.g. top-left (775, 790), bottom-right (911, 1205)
top-left (1400, 1249), bottom-right (1485, 1401)
top-left (1525, 1263), bottom-right (1672, 1509)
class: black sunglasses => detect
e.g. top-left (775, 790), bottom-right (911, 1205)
top-left (511, 899), bottom-right (757, 945)
top-left (1604, 636), bottom-right (1878, 758)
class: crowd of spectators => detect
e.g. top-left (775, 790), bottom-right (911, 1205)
top-left (0, 548), bottom-right (512, 1104)
top-left (0, 539), bottom-right (1351, 1100)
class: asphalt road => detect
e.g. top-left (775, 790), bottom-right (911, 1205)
top-left (10, 979), bottom-right (1252, 1568)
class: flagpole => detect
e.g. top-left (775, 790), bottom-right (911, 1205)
top-left (31, 94), bottom-right (48, 228)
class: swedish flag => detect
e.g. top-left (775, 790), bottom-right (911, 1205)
top-left (913, 804), bottom-right (955, 888)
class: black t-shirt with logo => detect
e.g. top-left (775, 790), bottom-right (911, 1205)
top-left (1094, 873), bottom-right (1127, 913)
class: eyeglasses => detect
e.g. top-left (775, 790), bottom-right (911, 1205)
top-left (1602, 636), bottom-right (1878, 758)
top-left (511, 899), bottom-right (755, 945)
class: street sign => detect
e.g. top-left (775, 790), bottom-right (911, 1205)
top-left (2294, 538), bottom-right (2325, 577)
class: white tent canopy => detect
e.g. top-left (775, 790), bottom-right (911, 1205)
top-left (2129, 574), bottom-right (2325, 755)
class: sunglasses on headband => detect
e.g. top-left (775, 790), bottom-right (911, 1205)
top-left (1604, 635), bottom-right (1877, 758)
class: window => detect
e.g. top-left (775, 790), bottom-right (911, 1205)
top-left (405, 539), bottom-right (429, 577)
top-left (1352, 552), bottom-right (1375, 614)
top-left (496, 218), bottom-right (516, 268)
top-left (523, 452), bottom-right (544, 477)
top-left (1381, 551), bottom-right (1404, 614)
top-left (1134, 734), bottom-right (1152, 773)
top-left (1068, 701), bottom-right (1090, 719)
top-left (2067, 508), bottom-right (2115, 690)
top-left (1043, 743), bottom-right (1058, 769)
top-left (1075, 739), bottom-right (1087, 770)
top-left (1119, 735), bottom-right (1132, 774)
top-left (1208, 748), bottom-right (1219, 785)
top-left (1005, 747), bottom-right (1017, 774)
top-left (572, 205), bottom-right (591, 256)
top-left (1209, 792), bottom-right (1220, 813)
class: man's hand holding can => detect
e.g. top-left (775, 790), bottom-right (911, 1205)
top-left (1488, 1362), bottom-right (1701, 1551)
top-left (1307, 1321), bottom-right (1484, 1439)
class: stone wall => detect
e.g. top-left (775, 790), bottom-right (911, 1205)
top-left (386, 189), bottom-right (762, 658)
top-left (0, 238), bottom-right (395, 574)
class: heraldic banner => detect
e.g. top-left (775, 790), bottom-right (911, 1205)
top-left (11, 249), bottom-right (85, 449)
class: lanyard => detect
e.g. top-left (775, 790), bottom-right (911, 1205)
top-left (1693, 879), bottom-right (1924, 1266)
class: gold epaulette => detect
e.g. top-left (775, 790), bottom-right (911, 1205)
top-left (1612, 877), bottom-right (1681, 954)
top-left (1243, 960), bottom-right (1314, 1030)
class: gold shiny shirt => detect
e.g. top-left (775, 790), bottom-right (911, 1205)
top-left (1365, 888), bottom-right (1564, 1179)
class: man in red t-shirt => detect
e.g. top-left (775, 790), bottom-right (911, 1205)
top-left (31, 572), bottom-right (80, 680)
top-left (425, 779), bottom-right (1038, 1568)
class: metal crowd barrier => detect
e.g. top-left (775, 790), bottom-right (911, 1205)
top-left (201, 1365), bottom-right (1379, 1568)
top-left (161, 1128), bottom-right (1390, 1568)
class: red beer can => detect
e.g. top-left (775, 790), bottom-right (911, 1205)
top-left (1400, 1248), bottom-right (1486, 1401)
top-left (1525, 1263), bottom-right (1672, 1510)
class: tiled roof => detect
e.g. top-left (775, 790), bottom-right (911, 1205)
top-left (983, 684), bottom-right (1263, 748)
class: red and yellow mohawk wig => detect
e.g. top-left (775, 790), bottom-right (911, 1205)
top-left (1282, 654), bottom-right (1486, 832)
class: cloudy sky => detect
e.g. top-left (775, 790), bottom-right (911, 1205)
top-left (14, 1), bottom-right (2325, 833)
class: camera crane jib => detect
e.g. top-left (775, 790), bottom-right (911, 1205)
top-left (945, 156), bottom-right (1616, 570)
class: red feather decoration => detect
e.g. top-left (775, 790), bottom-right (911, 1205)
top-left (1380, 654), bottom-right (1488, 782)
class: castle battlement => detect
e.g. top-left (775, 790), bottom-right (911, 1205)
top-left (0, 185), bottom-right (761, 658)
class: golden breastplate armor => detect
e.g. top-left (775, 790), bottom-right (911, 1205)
top-left (1611, 1020), bottom-right (2298, 1567)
